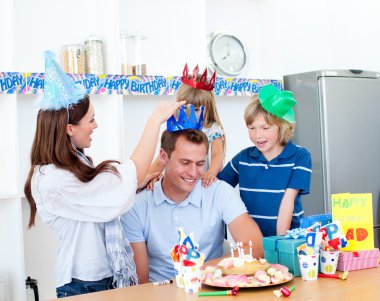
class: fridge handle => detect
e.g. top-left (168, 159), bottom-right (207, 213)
top-left (349, 69), bottom-right (363, 74)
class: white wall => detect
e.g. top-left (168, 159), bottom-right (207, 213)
top-left (3, 0), bottom-right (380, 299)
top-left (206, 0), bottom-right (380, 77)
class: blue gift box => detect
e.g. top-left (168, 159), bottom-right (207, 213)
top-left (300, 213), bottom-right (332, 228)
top-left (277, 238), bottom-right (305, 277)
top-left (263, 236), bottom-right (285, 264)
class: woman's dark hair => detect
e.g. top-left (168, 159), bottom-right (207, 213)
top-left (24, 96), bottom-right (119, 228)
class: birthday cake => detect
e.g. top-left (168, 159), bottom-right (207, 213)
top-left (202, 263), bottom-right (293, 287)
top-left (217, 255), bottom-right (270, 276)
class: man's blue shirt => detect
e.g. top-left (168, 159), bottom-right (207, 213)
top-left (121, 179), bottom-right (247, 282)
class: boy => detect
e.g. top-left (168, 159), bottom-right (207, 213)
top-left (218, 84), bottom-right (312, 237)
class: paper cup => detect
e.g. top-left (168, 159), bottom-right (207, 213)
top-left (181, 265), bottom-right (201, 294)
top-left (298, 254), bottom-right (319, 281)
top-left (320, 250), bottom-right (339, 274)
top-left (173, 261), bottom-right (184, 288)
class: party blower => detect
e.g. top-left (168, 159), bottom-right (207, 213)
top-left (273, 286), bottom-right (296, 297)
top-left (318, 271), bottom-right (349, 280)
top-left (198, 286), bottom-right (239, 297)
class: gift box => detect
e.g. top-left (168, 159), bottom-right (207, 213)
top-left (263, 236), bottom-right (305, 276)
top-left (337, 248), bottom-right (380, 271)
top-left (277, 238), bottom-right (305, 277)
top-left (300, 213), bottom-right (332, 228)
top-left (263, 236), bottom-right (286, 264)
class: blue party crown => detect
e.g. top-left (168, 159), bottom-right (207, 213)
top-left (167, 104), bottom-right (204, 132)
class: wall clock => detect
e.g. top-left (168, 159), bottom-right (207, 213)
top-left (207, 31), bottom-right (247, 77)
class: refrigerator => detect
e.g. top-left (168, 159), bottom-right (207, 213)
top-left (284, 70), bottom-right (380, 248)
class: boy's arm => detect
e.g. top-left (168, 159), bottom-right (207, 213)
top-left (202, 137), bottom-right (224, 187)
top-left (228, 213), bottom-right (264, 258)
top-left (277, 147), bottom-right (311, 234)
top-left (130, 242), bottom-right (150, 284)
top-left (276, 188), bottom-right (299, 235)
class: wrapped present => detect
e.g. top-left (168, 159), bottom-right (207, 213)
top-left (300, 213), bottom-right (332, 228)
top-left (263, 236), bottom-right (286, 264)
top-left (277, 238), bottom-right (305, 277)
top-left (337, 248), bottom-right (380, 271)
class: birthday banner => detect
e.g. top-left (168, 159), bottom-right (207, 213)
top-left (332, 193), bottom-right (374, 251)
top-left (0, 72), bottom-right (283, 96)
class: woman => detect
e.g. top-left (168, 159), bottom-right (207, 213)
top-left (24, 52), bottom-right (184, 297)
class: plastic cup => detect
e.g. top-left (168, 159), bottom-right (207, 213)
top-left (320, 250), bottom-right (339, 274)
top-left (181, 264), bottom-right (201, 294)
top-left (298, 254), bottom-right (319, 281)
top-left (173, 261), bottom-right (184, 288)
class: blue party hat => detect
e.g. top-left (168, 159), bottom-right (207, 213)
top-left (167, 104), bottom-right (204, 132)
top-left (38, 51), bottom-right (86, 111)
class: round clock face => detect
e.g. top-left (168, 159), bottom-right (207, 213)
top-left (209, 33), bottom-right (247, 77)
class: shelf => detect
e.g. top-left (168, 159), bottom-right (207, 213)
top-left (0, 72), bottom-right (283, 96)
top-left (0, 194), bottom-right (21, 200)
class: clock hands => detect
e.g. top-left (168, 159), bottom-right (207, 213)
top-left (222, 41), bottom-right (231, 60)
top-left (222, 53), bottom-right (230, 60)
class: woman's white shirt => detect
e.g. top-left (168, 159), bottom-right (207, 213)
top-left (31, 159), bottom-right (137, 287)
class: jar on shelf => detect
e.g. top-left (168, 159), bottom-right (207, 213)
top-left (84, 35), bottom-right (104, 74)
top-left (61, 44), bottom-right (85, 74)
top-left (120, 34), bottom-right (147, 76)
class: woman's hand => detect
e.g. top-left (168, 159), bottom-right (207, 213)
top-left (151, 100), bottom-right (186, 124)
top-left (131, 100), bottom-right (186, 186)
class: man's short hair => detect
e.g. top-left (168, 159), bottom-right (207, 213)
top-left (161, 129), bottom-right (209, 158)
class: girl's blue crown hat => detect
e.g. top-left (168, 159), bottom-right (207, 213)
top-left (258, 84), bottom-right (296, 123)
top-left (38, 51), bottom-right (86, 111)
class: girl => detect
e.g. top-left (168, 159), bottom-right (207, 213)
top-left (218, 84), bottom-right (312, 237)
top-left (148, 64), bottom-right (225, 188)
top-left (24, 52), bottom-right (184, 297)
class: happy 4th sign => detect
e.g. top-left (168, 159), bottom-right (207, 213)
top-left (332, 193), bottom-right (374, 251)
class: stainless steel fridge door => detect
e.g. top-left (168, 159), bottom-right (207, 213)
top-left (319, 76), bottom-right (380, 247)
top-left (285, 70), bottom-right (380, 247)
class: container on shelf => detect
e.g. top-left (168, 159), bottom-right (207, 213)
top-left (84, 35), bottom-right (104, 74)
top-left (61, 44), bottom-right (85, 74)
top-left (120, 33), bottom-right (147, 75)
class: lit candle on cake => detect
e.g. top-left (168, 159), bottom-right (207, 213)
top-left (230, 242), bottom-right (234, 258)
top-left (249, 240), bottom-right (252, 258)
top-left (239, 242), bottom-right (244, 260)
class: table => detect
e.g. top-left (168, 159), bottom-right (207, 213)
top-left (49, 267), bottom-right (380, 301)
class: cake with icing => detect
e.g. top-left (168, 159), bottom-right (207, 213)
top-left (202, 263), bottom-right (293, 287)
top-left (217, 255), bottom-right (270, 276)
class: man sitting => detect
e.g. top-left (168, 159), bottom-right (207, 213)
top-left (121, 129), bottom-right (264, 283)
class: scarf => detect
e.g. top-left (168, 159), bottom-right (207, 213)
top-left (105, 218), bottom-right (138, 287)
top-left (76, 150), bottom-right (138, 287)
